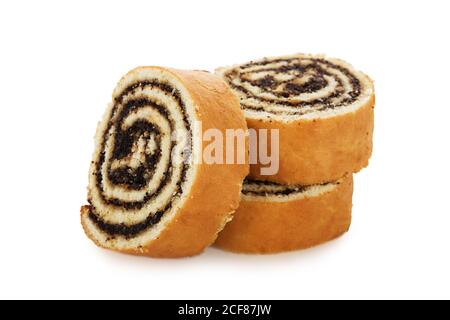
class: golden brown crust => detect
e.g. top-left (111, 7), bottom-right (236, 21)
top-left (214, 174), bottom-right (353, 254)
top-left (81, 67), bottom-right (249, 258)
top-left (248, 95), bottom-right (374, 184)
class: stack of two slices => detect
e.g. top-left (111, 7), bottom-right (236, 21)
top-left (214, 54), bottom-right (375, 253)
top-left (80, 54), bottom-right (374, 257)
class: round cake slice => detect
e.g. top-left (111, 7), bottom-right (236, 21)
top-left (81, 67), bottom-right (249, 258)
top-left (214, 174), bottom-right (353, 254)
top-left (217, 54), bottom-right (374, 184)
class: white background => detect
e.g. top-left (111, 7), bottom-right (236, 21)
top-left (1, 0), bottom-right (449, 299)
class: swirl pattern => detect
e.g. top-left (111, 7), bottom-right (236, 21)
top-left (87, 74), bottom-right (194, 238)
top-left (219, 54), bottom-right (372, 118)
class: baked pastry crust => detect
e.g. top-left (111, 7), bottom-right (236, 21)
top-left (214, 174), bottom-right (353, 254)
top-left (247, 96), bottom-right (374, 184)
top-left (81, 67), bottom-right (249, 258)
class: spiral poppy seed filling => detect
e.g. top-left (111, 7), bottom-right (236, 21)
top-left (88, 80), bottom-right (193, 238)
top-left (222, 56), bottom-right (364, 117)
top-left (242, 178), bottom-right (339, 198)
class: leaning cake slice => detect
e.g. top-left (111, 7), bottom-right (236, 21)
top-left (214, 175), bottom-right (353, 254)
top-left (81, 67), bottom-right (248, 258)
top-left (217, 54), bottom-right (374, 184)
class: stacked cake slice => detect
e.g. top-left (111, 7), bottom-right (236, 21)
top-left (81, 67), bottom-right (249, 257)
top-left (215, 54), bottom-right (375, 253)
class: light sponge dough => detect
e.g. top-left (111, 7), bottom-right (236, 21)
top-left (217, 54), bottom-right (374, 184)
top-left (214, 174), bottom-right (353, 254)
top-left (81, 66), bottom-right (248, 258)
